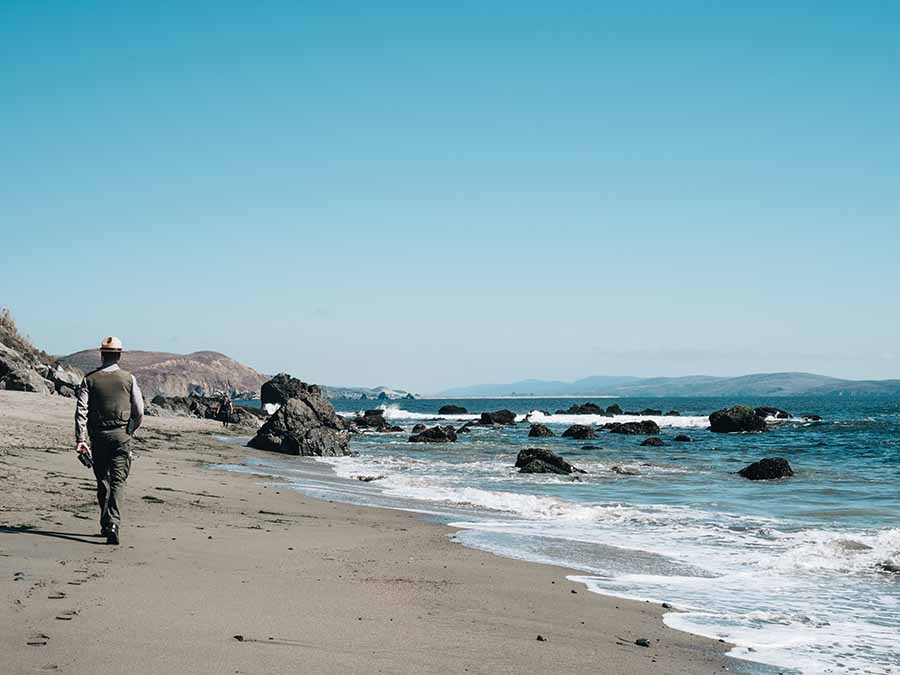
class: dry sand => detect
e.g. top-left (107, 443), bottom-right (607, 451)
top-left (0, 390), bottom-right (740, 674)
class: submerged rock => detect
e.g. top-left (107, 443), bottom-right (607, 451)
top-left (612, 465), bottom-right (641, 476)
top-left (640, 408), bottom-right (663, 416)
top-left (673, 434), bottom-right (692, 442)
top-left (709, 406), bottom-right (768, 433)
top-left (605, 404), bottom-right (623, 415)
top-left (409, 425), bottom-right (458, 443)
top-left (438, 404), bottom-right (468, 415)
top-left (561, 424), bottom-right (597, 440)
top-left (556, 402), bottom-right (607, 415)
top-left (640, 437), bottom-right (666, 447)
top-left (665, 410), bottom-right (681, 417)
top-left (754, 406), bottom-right (793, 420)
top-left (515, 448), bottom-right (584, 475)
top-left (738, 457), bottom-right (794, 480)
top-left (605, 421), bottom-right (661, 435)
top-left (411, 423), bottom-right (427, 433)
top-left (528, 423), bottom-right (555, 437)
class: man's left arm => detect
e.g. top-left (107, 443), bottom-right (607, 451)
top-left (130, 376), bottom-right (144, 435)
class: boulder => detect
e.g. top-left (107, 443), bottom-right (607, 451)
top-left (605, 421), bottom-right (661, 435)
top-left (355, 409), bottom-right (396, 432)
top-left (480, 409), bottom-right (517, 425)
top-left (605, 404), bottom-right (623, 415)
top-left (640, 408), bottom-right (663, 416)
top-left (260, 373), bottom-right (313, 407)
top-left (0, 368), bottom-right (50, 394)
top-left (738, 457), bottom-right (794, 480)
top-left (438, 405), bottom-right (468, 415)
top-left (515, 448), bottom-right (584, 475)
top-left (412, 423), bottom-right (427, 433)
top-left (673, 434), bottom-right (692, 442)
top-left (754, 406), bottom-right (793, 420)
top-left (709, 406), bottom-right (768, 433)
top-left (561, 424), bottom-right (597, 440)
top-left (557, 402), bottom-right (606, 415)
top-left (248, 389), bottom-right (350, 456)
top-left (528, 423), bottom-right (554, 438)
top-left (640, 437), bottom-right (666, 447)
top-left (409, 425), bottom-right (458, 443)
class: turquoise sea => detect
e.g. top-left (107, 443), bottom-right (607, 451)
top-left (230, 396), bottom-right (900, 674)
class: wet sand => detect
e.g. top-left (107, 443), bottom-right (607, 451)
top-left (0, 390), bottom-right (736, 674)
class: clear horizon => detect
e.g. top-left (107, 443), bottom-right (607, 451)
top-left (3, 2), bottom-right (898, 392)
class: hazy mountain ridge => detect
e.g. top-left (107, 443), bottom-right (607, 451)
top-left (440, 372), bottom-right (900, 397)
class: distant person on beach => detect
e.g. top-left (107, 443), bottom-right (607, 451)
top-left (216, 393), bottom-right (234, 428)
top-left (74, 336), bottom-right (144, 545)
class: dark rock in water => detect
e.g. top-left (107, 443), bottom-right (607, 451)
top-left (515, 448), bottom-right (584, 475)
top-left (754, 406), bottom-right (793, 420)
top-left (738, 457), bottom-right (794, 480)
top-left (356, 475), bottom-right (384, 482)
top-left (363, 409), bottom-right (383, 417)
top-left (673, 434), bottom-right (692, 442)
top-left (605, 421), bottom-right (661, 435)
top-left (412, 423), bottom-right (427, 433)
top-left (581, 444), bottom-right (600, 450)
top-left (800, 413), bottom-right (822, 421)
top-left (260, 373), bottom-right (319, 407)
top-left (248, 388), bottom-right (350, 456)
top-left (709, 406), bottom-right (768, 433)
top-left (606, 404), bottom-right (623, 415)
top-left (612, 465), bottom-right (641, 476)
top-left (640, 408), bottom-right (662, 416)
top-left (404, 393), bottom-right (415, 400)
top-left (355, 409), bottom-right (393, 432)
top-left (385, 425), bottom-right (404, 432)
top-left (640, 437), bottom-right (666, 447)
top-left (561, 424), bottom-right (597, 440)
top-left (0, 368), bottom-right (50, 394)
top-left (877, 561), bottom-right (900, 574)
top-left (528, 423), bottom-right (555, 438)
top-left (480, 409), bottom-right (516, 425)
top-left (557, 402), bottom-right (607, 415)
top-left (409, 425), bottom-right (458, 443)
top-left (665, 410), bottom-right (680, 417)
top-left (438, 404), bottom-right (468, 415)
top-left (456, 421), bottom-right (476, 434)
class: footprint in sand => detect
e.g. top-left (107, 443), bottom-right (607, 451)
top-left (27, 633), bottom-right (50, 646)
top-left (55, 609), bottom-right (78, 621)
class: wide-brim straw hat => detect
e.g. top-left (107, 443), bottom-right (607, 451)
top-left (100, 336), bottom-right (123, 352)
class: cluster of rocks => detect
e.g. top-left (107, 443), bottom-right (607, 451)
top-left (147, 394), bottom-right (265, 429)
top-left (708, 405), bottom-right (822, 433)
top-left (553, 403), bottom-right (681, 417)
top-left (247, 373), bottom-right (351, 457)
top-left (352, 409), bottom-right (403, 433)
top-left (0, 342), bottom-right (83, 397)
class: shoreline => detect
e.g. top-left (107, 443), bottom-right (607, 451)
top-left (1, 391), bottom-right (758, 674)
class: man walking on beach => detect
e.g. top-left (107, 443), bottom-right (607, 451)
top-left (74, 336), bottom-right (144, 545)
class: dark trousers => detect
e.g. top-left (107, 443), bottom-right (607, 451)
top-left (90, 428), bottom-right (132, 530)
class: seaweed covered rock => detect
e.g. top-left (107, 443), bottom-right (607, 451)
top-left (738, 457), bottom-right (794, 480)
top-left (528, 423), bottom-right (555, 437)
top-left (561, 424), bottom-right (597, 440)
top-left (248, 387), bottom-right (350, 456)
top-left (515, 448), bottom-right (584, 475)
top-left (709, 406), bottom-right (768, 433)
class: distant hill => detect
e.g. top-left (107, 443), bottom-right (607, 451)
top-left (325, 385), bottom-right (416, 400)
top-left (58, 349), bottom-right (268, 399)
top-left (440, 372), bottom-right (900, 398)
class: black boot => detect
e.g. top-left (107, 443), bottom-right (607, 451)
top-left (106, 524), bottom-right (120, 545)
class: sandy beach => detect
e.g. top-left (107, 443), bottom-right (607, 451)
top-left (1, 390), bottom-right (735, 675)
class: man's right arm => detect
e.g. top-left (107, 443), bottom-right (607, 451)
top-left (75, 380), bottom-right (89, 446)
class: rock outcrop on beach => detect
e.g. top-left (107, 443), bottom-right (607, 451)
top-left (738, 457), bottom-right (794, 480)
top-left (480, 410), bottom-right (517, 425)
top-left (528, 423), bottom-right (554, 437)
top-left (59, 348), bottom-right (265, 399)
top-left (408, 425), bottom-right (458, 443)
top-left (438, 404), bottom-right (468, 415)
top-left (0, 311), bottom-right (83, 396)
top-left (148, 394), bottom-right (264, 429)
top-left (248, 376), bottom-right (350, 456)
top-left (515, 448), bottom-right (584, 475)
top-left (709, 406), bottom-right (769, 433)
top-left (605, 421), bottom-right (661, 435)
top-left (561, 424), bottom-right (597, 440)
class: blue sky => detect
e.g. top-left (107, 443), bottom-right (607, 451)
top-left (2, 1), bottom-right (898, 393)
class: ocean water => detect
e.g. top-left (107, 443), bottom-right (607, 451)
top-left (228, 396), bottom-right (900, 674)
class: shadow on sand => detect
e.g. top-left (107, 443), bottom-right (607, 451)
top-left (0, 525), bottom-right (106, 545)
